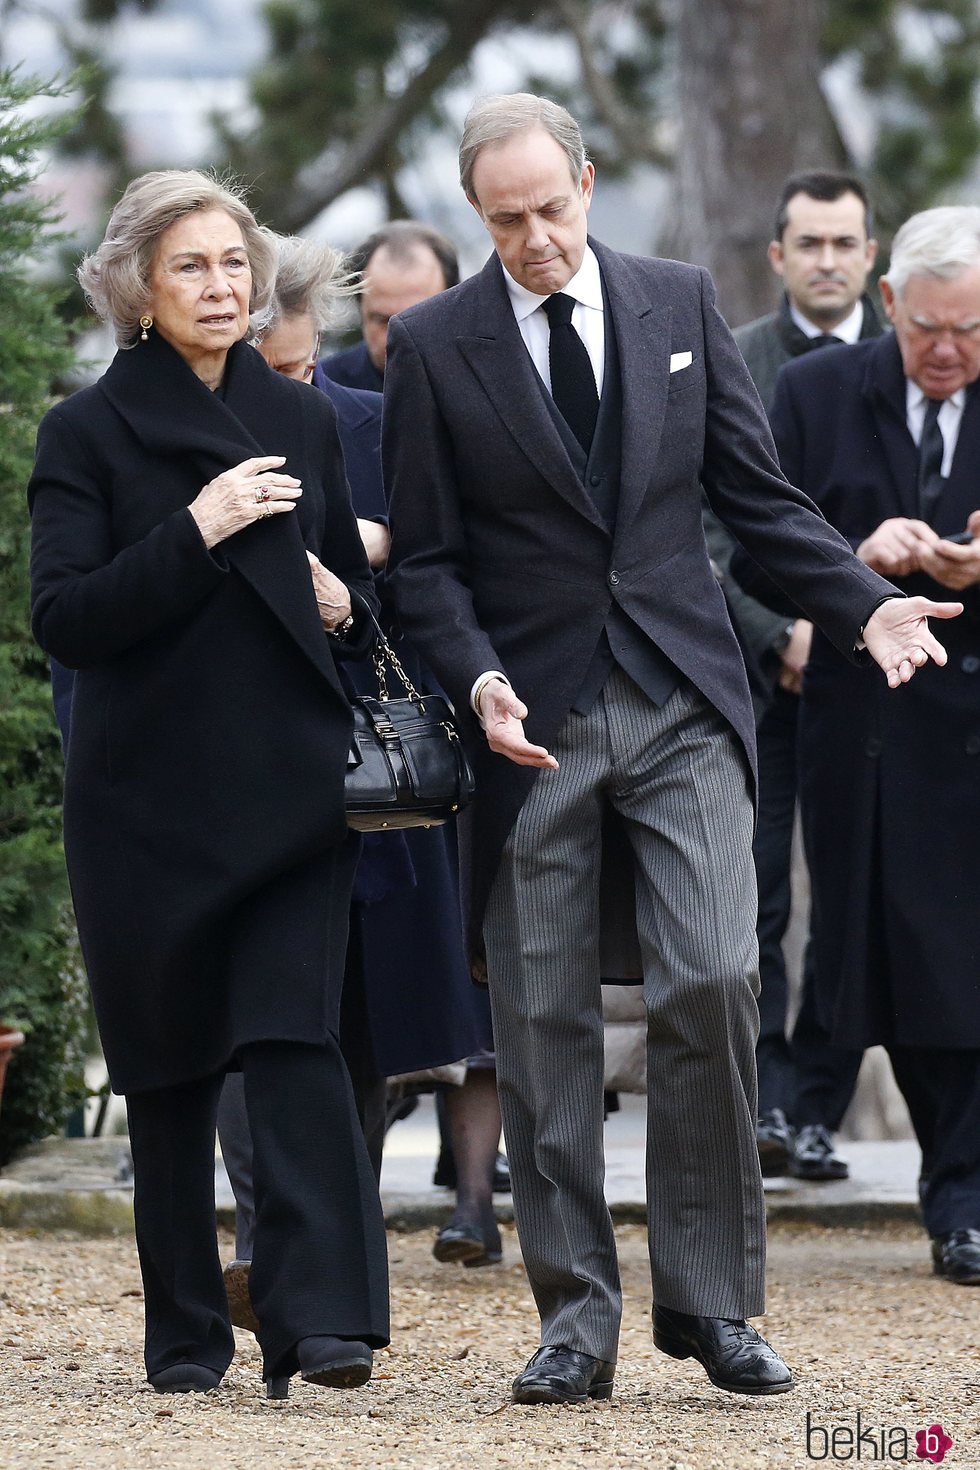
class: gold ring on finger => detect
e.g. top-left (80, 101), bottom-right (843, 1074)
top-left (258, 486), bottom-right (271, 502)
top-left (261, 504), bottom-right (273, 518)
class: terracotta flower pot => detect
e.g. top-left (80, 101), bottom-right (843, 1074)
top-left (0, 1026), bottom-right (26, 1122)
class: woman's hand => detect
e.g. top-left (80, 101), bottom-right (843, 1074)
top-left (189, 456), bottom-right (302, 549)
top-left (306, 551), bottom-right (352, 632)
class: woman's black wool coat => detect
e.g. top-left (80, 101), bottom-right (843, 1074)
top-left (29, 334), bottom-right (378, 1094)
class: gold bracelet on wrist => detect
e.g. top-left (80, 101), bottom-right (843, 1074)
top-left (474, 674), bottom-right (502, 711)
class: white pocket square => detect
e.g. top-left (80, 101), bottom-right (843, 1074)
top-left (669, 351), bottom-right (693, 373)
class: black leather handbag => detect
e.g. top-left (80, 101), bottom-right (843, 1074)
top-left (345, 599), bottom-right (476, 832)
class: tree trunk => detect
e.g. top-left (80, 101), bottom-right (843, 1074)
top-left (672, 0), bottom-right (842, 325)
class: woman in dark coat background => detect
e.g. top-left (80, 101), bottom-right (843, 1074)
top-left (28, 171), bottom-right (389, 1398)
top-left (241, 237), bottom-right (504, 1266)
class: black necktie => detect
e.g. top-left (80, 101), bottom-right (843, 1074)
top-left (542, 292), bottom-right (599, 455)
top-left (918, 397), bottom-right (945, 523)
top-left (805, 333), bottom-right (843, 351)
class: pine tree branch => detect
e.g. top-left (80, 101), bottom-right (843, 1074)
top-left (554, 0), bottom-right (671, 169)
top-left (277, 0), bottom-right (525, 231)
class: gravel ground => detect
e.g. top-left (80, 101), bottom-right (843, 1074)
top-left (0, 1221), bottom-right (975, 1470)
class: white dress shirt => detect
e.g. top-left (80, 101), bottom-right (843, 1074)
top-left (470, 248), bottom-right (606, 716)
top-left (906, 380), bottom-right (965, 480)
top-left (502, 245), bottom-right (606, 397)
top-left (789, 297), bottom-right (865, 345)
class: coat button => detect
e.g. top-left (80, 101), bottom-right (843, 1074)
top-left (865, 736), bottom-right (882, 757)
top-left (962, 655), bottom-right (980, 674)
top-left (608, 570), bottom-right (620, 587)
top-left (590, 473), bottom-right (602, 487)
top-left (966, 734), bottom-right (980, 756)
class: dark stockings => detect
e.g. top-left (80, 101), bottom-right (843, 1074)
top-left (444, 1067), bottom-right (502, 1247)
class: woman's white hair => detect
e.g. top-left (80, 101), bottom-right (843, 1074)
top-left (257, 235), bottom-right (354, 337)
top-left (459, 92), bottom-right (588, 202)
top-left (885, 205), bottom-right (980, 300)
top-left (77, 170), bottom-right (279, 348)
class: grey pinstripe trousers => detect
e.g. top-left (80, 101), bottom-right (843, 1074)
top-left (484, 669), bottom-right (765, 1362)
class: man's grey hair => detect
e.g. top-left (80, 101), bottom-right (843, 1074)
top-left (885, 206), bottom-right (980, 300)
top-left (459, 93), bottom-right (588, 203)
top-left (259, 235), bottom-right (353, 336)
top-left (77, 169), bottom-right (279, 348)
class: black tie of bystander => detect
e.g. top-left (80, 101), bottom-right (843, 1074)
top-left (917, 396), bottom-right (945, 524)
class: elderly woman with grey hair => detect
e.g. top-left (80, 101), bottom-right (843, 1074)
top-left (28, 171), bottom-right (389, 1398)
top-left (254, 237), bottom-right (391, 566)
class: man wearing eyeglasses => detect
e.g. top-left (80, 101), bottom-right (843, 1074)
top-left (735, 206), bottom-right (980, 1288)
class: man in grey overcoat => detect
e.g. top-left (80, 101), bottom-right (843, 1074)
top-left (383, 93), bottom-right (959, 1405)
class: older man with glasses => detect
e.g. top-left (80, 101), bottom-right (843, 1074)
top-left (734, 206), bottom-right (980, 1288)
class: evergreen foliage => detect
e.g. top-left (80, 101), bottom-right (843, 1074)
top-left (823, 0), bottom-right (980, 236)
top-left (0, 67), bottom-right (88, 1166)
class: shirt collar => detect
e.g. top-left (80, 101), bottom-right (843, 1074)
top-left (502, 244), bottom-right (604, 323)
top-left (906, 379), bottom-right (967, 415)
top-left (788, 297), bottom-right (865, 344)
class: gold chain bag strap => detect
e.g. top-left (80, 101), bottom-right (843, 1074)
top-left (345, 592), bottom-right (476, 831)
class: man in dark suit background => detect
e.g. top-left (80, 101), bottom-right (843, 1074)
top-left (383, 93), bottom-right (959, 1405)
top-left (706, 171), bottom-right (883, 1184)
top-left (322, 220), bottom-right (459, 392)
top-left (757, 205), bottom-right (980, 1288)
top-left (735, 171), bottom-right (882, 404)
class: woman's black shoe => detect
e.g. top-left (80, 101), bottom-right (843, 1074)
top-left (265, 1336), bottom-right (373, 1399)
top-left (300, 1335), bottom-right (373, 1388)
top-left (433, 1218), bottom-right (502, 1267)
top-left (150, 1363), bottom-right (222, 1393)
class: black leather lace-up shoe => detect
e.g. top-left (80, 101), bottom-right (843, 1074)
top-left (931, 1228), bottom-right (980, 1285)
top-left (789, 1124), bottom-right (849, 1181)
top-left (756, 1108), bottom-right (795, 1177)
top-left (653, 1307), bottom-right (794, 1394)
top-left (511, 1345), bottom-right (615, 1404)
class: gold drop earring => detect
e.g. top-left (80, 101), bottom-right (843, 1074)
top-left (139, 315), bottom-right (153, 342)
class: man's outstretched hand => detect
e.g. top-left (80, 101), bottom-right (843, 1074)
top-left (863, 596), bottom-right (963, 689)
top-left (477, 678), bottom-right (559, 769)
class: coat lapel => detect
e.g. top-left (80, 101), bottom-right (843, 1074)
top-left (589, 240), bottom-right (672, 545)
top-left (456, 255), bottom-right (608, 531)
top-left (861, 333), bottom-right (919, 520)
top-left (100, 334), bottom-right (336, 685)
